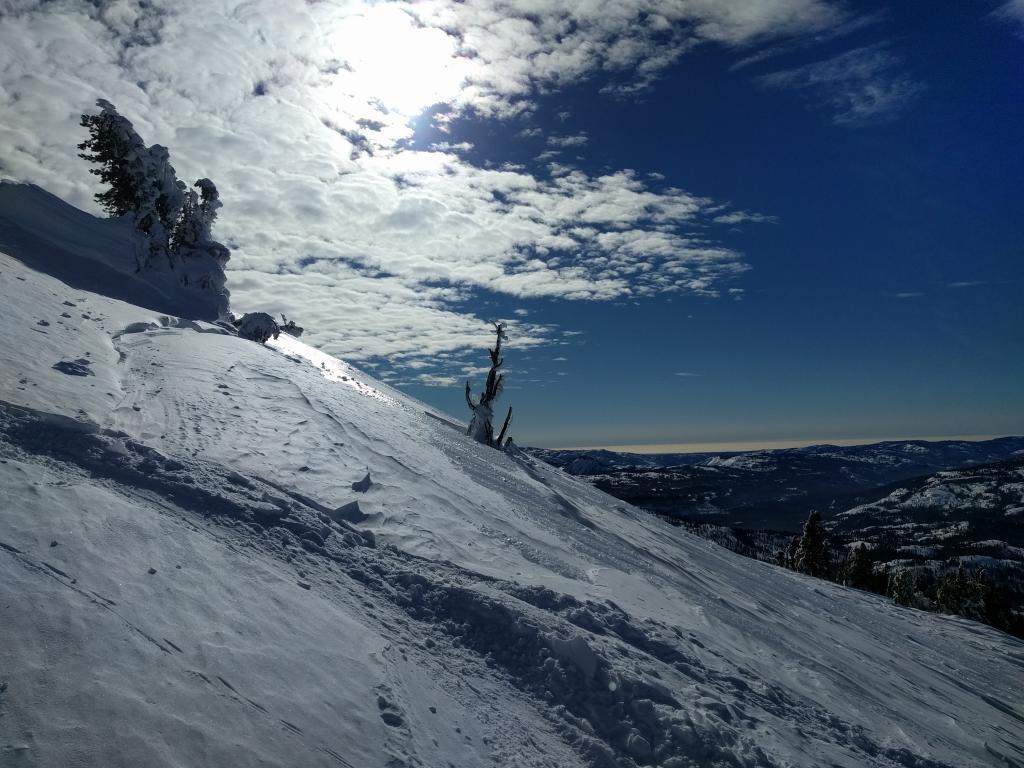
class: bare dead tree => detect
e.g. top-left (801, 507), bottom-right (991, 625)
top-left (465, 321), bottom-right (513, 448)
top-left (496, 404), bottom-right (513, 447)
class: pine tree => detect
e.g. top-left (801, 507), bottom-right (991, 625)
top-left (79, 100), bottom-right (188, 269)
top-left (465, 322), bottom-right (513, 448)
top-left (794, 510), bottom-right (830, 578)
top-left (843, 543), bottom-right (873, 589)
top-left (194, 178), bottom-right (221, 238)
top-left (786, 535), bottom-right (800, 570)
top-left (173, 187), bottom-right (200, 251)
top-left (133, 144), bottom-right (186, 247)
top-left (887, 569), bottom-right (916, 607)
top-left (936, 563), bottom-right (969, 614)
top-left (78, 99), bottom-right (148, 217)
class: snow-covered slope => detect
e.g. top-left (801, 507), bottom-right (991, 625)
top-left (1, 251), bottom-right (1023, 768)
top-left (0, 182), bottom-right (228, 321)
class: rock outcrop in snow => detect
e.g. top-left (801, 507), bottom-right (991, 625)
top-left (234, 312), bottom-right (281, 343)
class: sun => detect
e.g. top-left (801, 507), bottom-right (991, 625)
top-left (327, 5), bottom-right (473, 119)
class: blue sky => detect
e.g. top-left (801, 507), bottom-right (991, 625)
top-left (397, 2), bottom-right (1024, 447)
top-left (1, 0), bottom-right (1021, 449)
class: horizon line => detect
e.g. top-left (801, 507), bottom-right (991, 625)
top-left (540, 433), bottom-right (1021, 455)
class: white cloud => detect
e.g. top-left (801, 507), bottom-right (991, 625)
top-left (546, 132), bottom-right (589, 148)
top-left (0, 0), bottom-right (858, 377)
top-left (411, 0), bottom-right (851, 107)
top-left (993, 0), bottom-right (1024, 35)
top-left (713, 210), bottom-right (778, 225)
top-left (759, 44), bottom-right (924, 125)
top-left (412, 373), bottom-right (460, 387)
top-left (675, 371), bottom-right (702, 377)
top-left (429, 141), bottom-right (475, 152)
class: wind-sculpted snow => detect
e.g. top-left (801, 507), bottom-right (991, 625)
top-left (2, 252), bottom-right (1023, 768)
top-left (0, 182), bottom-right (229, 321)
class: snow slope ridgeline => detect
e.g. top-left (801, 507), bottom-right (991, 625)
top-left (0, 181), bottom-right (228, 321)
top-left (1, 247), bottom-right (1023, 767)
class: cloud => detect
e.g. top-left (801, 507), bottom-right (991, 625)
top-left (412, 373), bottom-right (460, 387)
top-left (993, 0), bottom-right (1024, 35)
top-left (411, 0), bottom-right (852, 110)
top-left (947, 280), bottom-right (986, 288)
top-left (729, 10), bottom-right (887, 71)
top-left (893, 291), bottom-right (924, 299)
top-left (0, 0), bottom-right (857, 379)
top-left (675, 371), bottom-right (702, 377)
top-left (713, 210), bottom-right (778, 225)
top-left (546, 132), bottom-right (589, 148)
top-left (429, 141), bottom-right (474, 152)
top-left (758, 44), bottom-right (924, 125)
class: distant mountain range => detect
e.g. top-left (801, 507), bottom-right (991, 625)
top-left (530, 440), bottom-right (1024, 637)
top-left (528, 437), bottom-right (1024, 530)
top-left (829, 456), bottom-right (1024, 559)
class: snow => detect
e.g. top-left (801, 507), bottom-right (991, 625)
top-left (704, 452), bottom-right (775, 471)
top-left (2, 247), bottom-right (1024, 767)
top-left (0, 182), bottom-right (227, 321)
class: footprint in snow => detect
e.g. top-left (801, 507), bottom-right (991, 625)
top-left (377, 696), bottom-right (404, 727)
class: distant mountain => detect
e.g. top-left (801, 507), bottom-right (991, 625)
top-left (829, 457), bottom-right (1024, 556)
top-left (534, 443), bottom-right (1024, 637)
top-left (528, 438), bottom-right (1024, 530)
top-left (674, 459), bottom-right (1024, 638)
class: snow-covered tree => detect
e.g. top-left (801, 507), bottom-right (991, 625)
top-left (794, 511), bottom-right (830, 578)
top-left (79, 100), bottom-right (231, 310)
top-left (465, 321), bottom-right (513, 448)
top-left (234, 312), bottom-right (280, 343)
top-left (174, 187), bottom-right (200, 251)
top-left (887, 569), bottom-right (917, 607)
top-left (843, 543), bottom-right (872, 589)
top-left (78, 99), bottom-right (148, 218)
top-left (194, 178), bottom-right (221, 237)
top-left (133, 143), bottom-right (187, 269)
top-left (935, 563), bottom-right (997, 622)
top-left (79, 100), bottom-right (186, 269)
top-left (174, 179), bottom-right (225, 256)
top-left (785, 535), bottom-right (800, 570)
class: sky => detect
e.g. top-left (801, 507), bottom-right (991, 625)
top-left (0, 0), bottom-right (1021, 450)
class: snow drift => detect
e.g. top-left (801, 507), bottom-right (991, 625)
top-left (0, 181), bottom-right (229, 321)
top-left (1, 241), bottom-right (1023, 766)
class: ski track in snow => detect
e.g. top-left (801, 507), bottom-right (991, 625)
top-left (2, 252), bottom-right (1024, 768)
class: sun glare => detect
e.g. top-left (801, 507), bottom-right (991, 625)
top-left (328, 6), bottom-right (472, 119)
